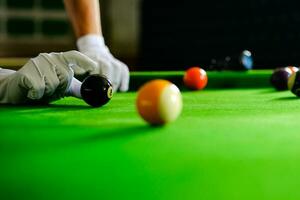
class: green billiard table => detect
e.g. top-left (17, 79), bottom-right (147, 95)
top-left (1, 70), bottom-right (300, 200)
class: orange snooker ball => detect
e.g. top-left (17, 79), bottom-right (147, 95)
top-left (183, 67), bottom-right (208, 90)
top-left (136, 80), bottom-right (182, 125)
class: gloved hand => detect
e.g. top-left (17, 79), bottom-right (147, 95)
top-left (0, 51), bottom-right (97, 104)
top-left (77, 34), bottom-right (130, 92)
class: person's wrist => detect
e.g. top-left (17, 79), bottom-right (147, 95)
top-left (77, 34), bottom-right (105, 53)
top-left (0, 68), bottom-right (16, 79)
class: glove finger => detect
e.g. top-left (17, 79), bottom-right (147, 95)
top-left (98, 60), bottom-right (118, 90)
top-left (43, 74), bottom-right (60, 97)
top-left (33, 57), bottom-right (62, 98)
top-left (51, 64), bottom-right (74, 100)
top-left (62, 50), bottom-right (99, 74)
top-left (111, 61), bottom-right (123, 92)
top-left (18, 72), bottom-right (45, 100)
top-left (116, 61), bottom-right (130, 92)
top-left (28, 55), bottom-right (73, 101)
top-left (15, 57), bottom-right (54, 102)
top-left (4, 72), bottom-right (35, 104)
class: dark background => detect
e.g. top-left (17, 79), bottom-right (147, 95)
top-left (139, 0), bottom-right (300, 70)
top-left (2, 0), bottom-right (300, 71)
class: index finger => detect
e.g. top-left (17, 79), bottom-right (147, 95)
top-left (62, 50), bottom-right (98, 73)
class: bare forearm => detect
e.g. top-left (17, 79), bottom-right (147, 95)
top-left (64, 0), bottom-right (102, 38)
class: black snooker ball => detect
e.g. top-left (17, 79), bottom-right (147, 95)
top-left (209, 50), bottom-right (253, 71)
top-left (80, 75), bottom-right (113, 107)
top-left (270, 68), bottom-right (291, 91)
top-left (288, 70), bottom-right (300, 97)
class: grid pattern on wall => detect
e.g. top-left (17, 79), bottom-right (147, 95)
top-left (0, 0), bottom-right (74, 57)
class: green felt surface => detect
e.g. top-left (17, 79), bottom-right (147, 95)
top-left (75, 70), bottom-right (273, 91)
top-left (130, 70), bottom-right (272, 90)
top-left (1, 86), bottom-right (300, 200)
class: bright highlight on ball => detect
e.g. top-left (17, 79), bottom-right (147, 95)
top-left (288, 70), bottom-right (300, 97)
top-left (184, 67), bottom-right (208, 90)
top-left (271, 66), bottom-right (299, 91)
top-left (136, 80), bottom-right (182, 125)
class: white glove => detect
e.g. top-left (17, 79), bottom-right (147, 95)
top-left (0, 51), bottom-right (97, 104)
top-left (77, 34), bottom-right (130, 92)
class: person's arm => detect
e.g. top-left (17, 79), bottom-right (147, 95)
top-left (64, 0), bottom-right (130, 92)
top-left (0, 51), bottom-right (97, 104)
top-left (63, 0), bottom-right (101, 38)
